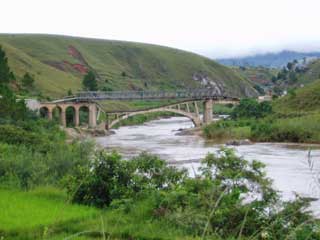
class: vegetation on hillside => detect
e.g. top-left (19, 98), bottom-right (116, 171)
top-left (82, 70), bottom-right (98, 91)
top-left (269, 59), bottom-right (320, 96)
top-left (234, 66), bottom-right (277, 94)
top-left (231, 57), bottom-right (320, 98)
top-left (0, 34), bottom-right (257, 98)
top-left (273, 79), bottom-right (320, 114)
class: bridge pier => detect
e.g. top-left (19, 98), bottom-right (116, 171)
top-left (74, 107), bottom-right (80, 127)
top-left (203, 99), bottom-right (213, 125)
top-left (89, 104), bottom-right (97, 128)
top-left (60, 109), bottom-right (67, 127)
top-left (48, 109), bottom-right (53, 121)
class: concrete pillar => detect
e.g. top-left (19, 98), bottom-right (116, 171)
top-left (186, 103), bottom-right (190, 113)
top-left (47, 109), bottom-right (53, 120)
top-left (60, 110), bottom-right (66, 127)
top-left (89, 104), bottom-right (97, 128)
top-left (74, 107), bottom-right (80, 127)
top-left (194, 102), bottom-right (199, 117)
top-left (203, 99), bottom-right (213, 124)
top-left (106, 114), bottom-right (110, 130)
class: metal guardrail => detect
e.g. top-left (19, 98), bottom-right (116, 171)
top-left (73, 89), bottom-right (238, 101)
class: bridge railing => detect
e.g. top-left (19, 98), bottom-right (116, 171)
top-left (75, 89), bottom-right (235, 101)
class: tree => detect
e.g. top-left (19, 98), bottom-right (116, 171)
top-left (21, 72), bottom-right (35, 89)
top-left (287, 61), bottom-right (294, 71)
top-left (67, 89), bottom-right (73, 96)
top-left (0, 45), bottom-right (15, 85)
top-left (231, 98), bottom-right (272, 119)
top-left (253, 84), bottom-right (265, 95)
top-left (0, 85), bottom-right (28, 121)
top-left (82, 71), bottom-right (98, 91)
top-left (271, 76), bottom-right (277, 83)
top-left (289, 71), bottom-right (298, 83)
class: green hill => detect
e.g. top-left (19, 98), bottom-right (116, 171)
top-left (273, 79), bottom-right (320, 114)
top-left (0, 34), bottom-right (256, 98)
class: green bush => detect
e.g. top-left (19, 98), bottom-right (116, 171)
top-left (231, 98), bottom-right (272, 119)
top-left (0, 85), bottom-right (30, 121)
top-left (65, 151), bottom-right (187, 208)
top-left (0, 140), bottom-right (94, 190)
top-left (0, 124), bottom-right (44, 146)
top-left (63, 148), bottom-right (319, 239)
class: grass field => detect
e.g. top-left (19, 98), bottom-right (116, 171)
top-left (0, 187), bottom-right (97, 239)
top-left (0, 34), bottom-right (256, 98)
top-left (0, 187), bottom-right (196, 240)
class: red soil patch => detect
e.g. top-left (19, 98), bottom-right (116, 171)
top-left (44, 45), bottom-right (90, 75)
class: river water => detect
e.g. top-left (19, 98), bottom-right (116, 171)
top-left (96, 116), bottom-right (320, 215)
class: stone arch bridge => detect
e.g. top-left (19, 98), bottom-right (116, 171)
top-left (38, 90), bottom-right (239, 129)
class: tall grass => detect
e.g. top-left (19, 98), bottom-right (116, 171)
top-left (204, 113), bottom-right (320, 143)
top-left (0, 187), bottom-right (97, 238)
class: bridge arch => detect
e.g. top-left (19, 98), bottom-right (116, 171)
top-left (107, 105), bottom-right (201, 129)
top-left (39, 106), bottom-right (50, 119)
top-left (79, 105), bottom-right (90, 126)
top-left (65, 106), bottom-right (76, 127)
top-left (52, 106), bottom-right (63, 123)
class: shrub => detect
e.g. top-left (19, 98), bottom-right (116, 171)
top-left (66, 151), bottom-right (187, 208)
top-left (231, 98), bottom-right (272, 119)
top-left (0, 140), bottom-right (94, 190)
top-left (0, 124), bottom-right (44, 146)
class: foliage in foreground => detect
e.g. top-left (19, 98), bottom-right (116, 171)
top-left (0, 94), bottom-right (93, 190)
top-left (66, 149), bottom-right (319, 239)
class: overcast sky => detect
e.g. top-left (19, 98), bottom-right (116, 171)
top-left (1, 0), bottom-right (320, 58)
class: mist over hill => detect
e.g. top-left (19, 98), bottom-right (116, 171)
top-left (217, 50), bottom-right (320, 68)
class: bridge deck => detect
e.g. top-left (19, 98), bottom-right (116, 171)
top-left (52, 89), bottom-right (239, 103)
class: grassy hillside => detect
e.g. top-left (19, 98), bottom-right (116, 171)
top-left (296, 59), bottom-right (320, 85)
top-left (273, 78), bottom-right (320, 114)
top-left (233, 66), bottom-right (277, 85)
top-left (0, 34), bottom-right (256, 98)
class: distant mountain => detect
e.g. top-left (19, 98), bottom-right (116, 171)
top-left (217, 50), bottom-right (320, 68)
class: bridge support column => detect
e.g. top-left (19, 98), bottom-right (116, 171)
top-left (48, 109), bottom-right (53, 120)
top-left (60, 110), bottom-right (67, 127)
top-left (194, 102), bottom-right (199, 117)
top-left (203, 99), bottom-right (213, 125)
top-left (186, 103), bottom-right (190, 112)
top-left (89, 104), bottom-right (97, 128)
top-left (74, 107), bottom-right (80, 127)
